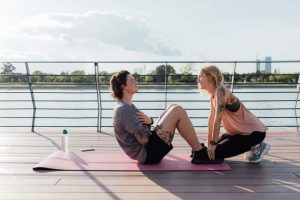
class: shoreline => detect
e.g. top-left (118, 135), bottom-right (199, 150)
top-left (0, 84), bottom-right (297, 89)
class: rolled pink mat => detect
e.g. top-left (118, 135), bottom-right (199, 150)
top-left (33, 150), bottom-right (231, 171)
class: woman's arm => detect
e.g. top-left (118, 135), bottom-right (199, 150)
top-left (211, 86), bottom-right (226, 142)
top-left (207, 99), bottom-right (215, 143)
top-left (207, 87), bottom-right (227, 159)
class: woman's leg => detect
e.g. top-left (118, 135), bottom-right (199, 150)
top-left (215, 132), bottom-right (266, 158)
top-left (154, 104), bottom-right (201, 151)
top-left (216, 133), bottom-right (231, 144)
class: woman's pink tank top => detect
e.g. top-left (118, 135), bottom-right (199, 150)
top-left (222, 102), bottom-right (268, 135)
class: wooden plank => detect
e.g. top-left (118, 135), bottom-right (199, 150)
top-left (0, 129), bottom-right (299, 200)
top-left (1, 184), bottom-right (300, 193)
top-left (1, 192), bottom-right (300, 200)
top-left (1, 176), bottom-right (300, 186)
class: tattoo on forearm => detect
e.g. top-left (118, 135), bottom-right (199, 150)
top-left (133, 126), bottom-right (150, 145)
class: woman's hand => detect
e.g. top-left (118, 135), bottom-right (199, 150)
top-left (207, 143), bottom-right (216, 160)
top-left (137, 111), bottom-right (153, 125)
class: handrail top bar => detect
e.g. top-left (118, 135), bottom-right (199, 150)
top-left (0, 60), bottom-right (300, 64)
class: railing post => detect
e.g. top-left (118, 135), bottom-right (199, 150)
top-left (25, 62), bottom-right (36, 132)
top-left (295, 74), bottom-right (300, 132)
top-left (230, 62), bottom-right (237, 92)
top-left (95, 63), bottom-right (102, 132)
top-left (164, 62), bottom-right (168, 109)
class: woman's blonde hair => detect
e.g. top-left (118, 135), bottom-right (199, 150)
top-left (201, 65), bottom-right (224, 86)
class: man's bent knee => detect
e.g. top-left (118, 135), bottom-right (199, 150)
top-left (169, 104), bottom-right (185, 115)
top-left (166, 104), bottom-right (179, 110)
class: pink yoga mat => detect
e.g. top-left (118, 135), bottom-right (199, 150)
top-left (33, 150), bottom-right (231, 171)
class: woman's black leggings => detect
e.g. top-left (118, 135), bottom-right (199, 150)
top-left (215, 131), bottom-right (266, 159)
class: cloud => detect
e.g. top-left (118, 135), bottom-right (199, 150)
top-left (19, 11), bottom-right (182, 56)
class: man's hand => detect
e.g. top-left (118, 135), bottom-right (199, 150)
top-left (137, 111), bottom-right (153, 125)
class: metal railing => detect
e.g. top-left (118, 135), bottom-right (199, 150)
top-left (0, 60), bottom-right (299, 132)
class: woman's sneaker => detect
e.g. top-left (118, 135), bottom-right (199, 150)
top-left (244, 146), bottom-right (255, 160)
top-left (246, 142), bottom-right (270, 163)
top-left (191, 143), bottom-right (224, 164)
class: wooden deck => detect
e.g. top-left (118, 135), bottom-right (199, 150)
top-left (0, 129), bottom-right (300, 200)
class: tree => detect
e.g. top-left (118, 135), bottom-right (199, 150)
top-left (144, 74), bottom-right (154, 83)
top-left (223, 72), bottom-right (231, 82)
top-left (268, 75), bottom-right (276, 82)
top-left (98, 71), bottom-right (111, 85)
top-left (56, 71), bottom-right (69, 82)
top-left (179, 64), bottom-right (195, 83)
top-left (152, 64), bottom-right (176, 82)
top-left (70, 70), bottom-right (87, 83)
top-left (32, 70), bottom-right (46, 82)
top-left (1, 63), bottom-right (16, 75)
top-left (180, 64), bottom-right (195, 74)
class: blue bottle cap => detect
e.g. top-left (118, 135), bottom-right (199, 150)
top-left (63, 129), bottom-right (68, 134)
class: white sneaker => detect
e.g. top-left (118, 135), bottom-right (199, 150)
top-left (247, 142), bottom-right (270, 163)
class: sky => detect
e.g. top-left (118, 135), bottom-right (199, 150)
top-left (0, 0), bottom-right (300, 74)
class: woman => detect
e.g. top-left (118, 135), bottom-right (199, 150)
top-left (197, 65), bottom-right (270, 163)
top-left (110, 70), bottom-right (223, 165)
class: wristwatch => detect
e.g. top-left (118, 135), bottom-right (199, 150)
top-left (149, 117), bottom-right (154, 125)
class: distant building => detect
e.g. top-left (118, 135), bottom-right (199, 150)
top-left (273, 67), bottom-right (280, 74)
top-left (256, 59), bottom-right (261, 72)
top-left (265, 56), bottom-right (272, 74)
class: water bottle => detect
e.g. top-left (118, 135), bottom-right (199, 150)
top-left (62, 129), bottom-right (69, 151)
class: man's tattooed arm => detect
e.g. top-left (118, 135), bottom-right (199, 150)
top-left (132, 126), bottom-right (150, 145)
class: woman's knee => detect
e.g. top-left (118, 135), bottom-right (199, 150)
top-left (250, 131), bottom-right (266, 146)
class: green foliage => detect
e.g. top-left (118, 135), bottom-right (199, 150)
top-left (1, 63), bottom-right (16, 75)
top-left (0, 63), bottom-right (299, 86)
top-left (99, 71), bottom-right (111, 85)
top-left (70, 70), bottom-right (86, 83)
top-left (151, 64), bottom-right (176, 82)
top-left (178, 64), bottom-right (196, 83)
top-left (32, 70), bottom-right (46, 82)
top-left (144, 75), bottom-right (154, 83)
top-left (0, 63), bottom-right (16, 82)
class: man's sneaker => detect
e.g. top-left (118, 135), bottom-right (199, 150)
top-left (191, 143), bottom-right (224, 164)
top-left (247, 142), bottom-right (270, 163)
